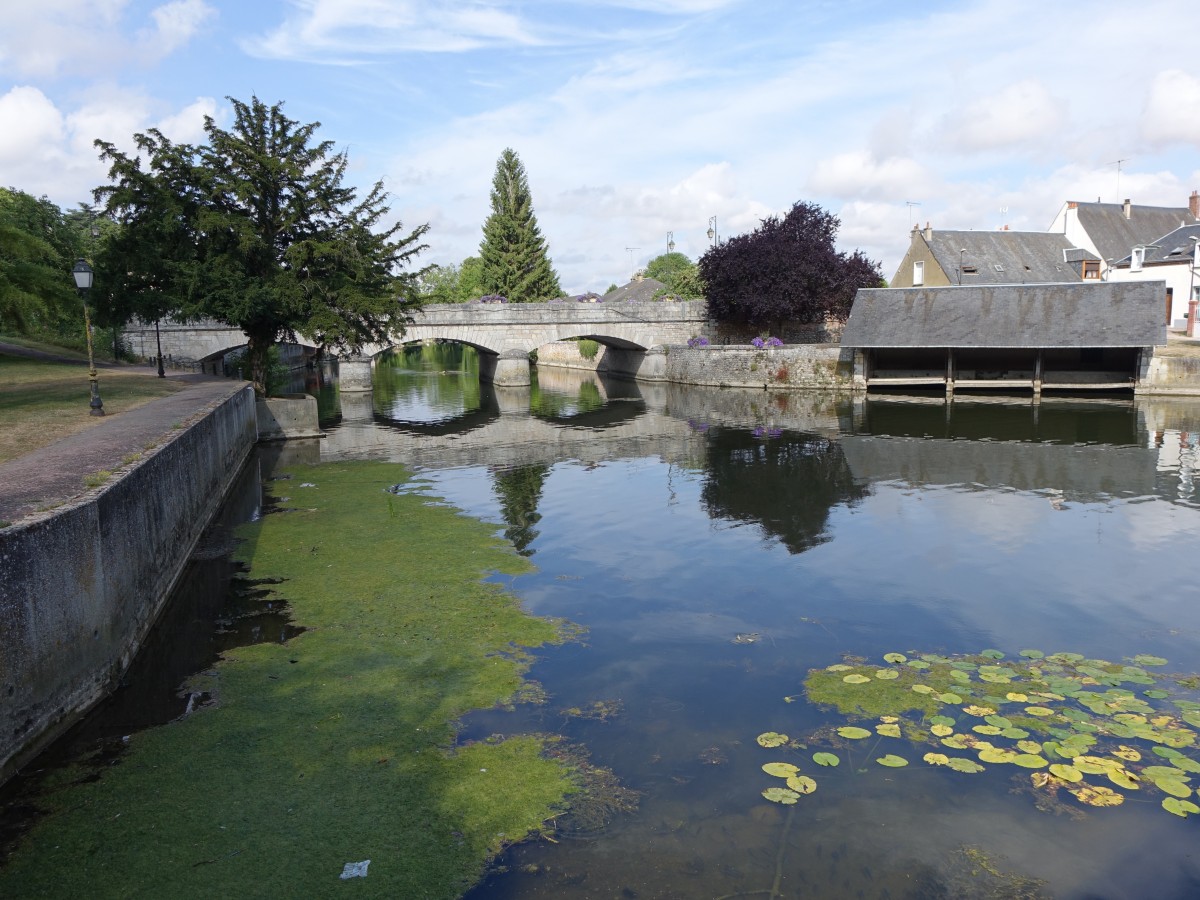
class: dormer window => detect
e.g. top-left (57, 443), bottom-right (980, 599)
top-left (962, 265), bottom-right (978, 274)
top-left (1131, 247), bottom-right (1145, 271)
top-left (1082, 260), bottom-right (1100, 279)
top-left (913, 260), bottom-right (924, 286)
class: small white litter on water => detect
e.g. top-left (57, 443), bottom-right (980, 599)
top-left (339, 860), bottom-right (370, 879)
top-left (299, 482), bottom-right (317, 488)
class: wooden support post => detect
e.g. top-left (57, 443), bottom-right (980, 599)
top-left (946, 349), bottom-right (955, 397)
top-left (1034, 349), bottom-right (1043, 397)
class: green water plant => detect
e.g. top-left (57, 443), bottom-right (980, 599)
top-left (0, 461), bottom-right (584, 897)
top-left (756, 647), bottom-right (1200, 819)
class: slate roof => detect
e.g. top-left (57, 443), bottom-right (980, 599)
top-left (841, 282), bottom-right (1166, 348)
top-left (1070, 201), bottom-right (1198, 262)
top-left (1112, 223), bottom-right (1200, 266)
top-left (601, 277), bottom-right (668, 303)
top-left (927, 230), bottom-right (1080, 283)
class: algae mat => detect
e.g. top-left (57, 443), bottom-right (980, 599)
top-left (0, 461), bottom-right (576, 898)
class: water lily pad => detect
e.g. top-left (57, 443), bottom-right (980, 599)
top-left (979, 672), bottom-right (1012, 684)
top-left (911, 684), bottom-right (935, 694)
top-left (1000, 727), bottom-right (1031, 740)
top-left (786, 775), bottom-right (817, 794)
top-left (1005, 692), bottom-right (1029, 702)
top-left (984, 715), bottom-right (1012, 728)
top-left (1156, 778), bottom-right (1193, 798)
top-left (837, 726), bottom-right (871, 740)
top-left (826, 664), bottom-right (853, 672)
top-left (937, 692), bottom-right (963, 705)
top-left (962, 705), bottom-right (995, 717)
top-left (1162, 798), bottom-right (1200, 817)
top-left (812, 752), bottom-right (840, 767)
top-left (1049, 764), bottom-right (1083, 782)
top-left (980, 649), bottom-right (1005, 659)
top-left (762, 762), bottom-right (800, 778)
top-left (883, 652), bottom-right (907, 664)
top-left (876, 754), bottom-right (908, 767)
top-left (843, 674), bottom-right (871, 684)
top-left (930, 724), bottom-right (954, 737)
top-left (1112, 745), bottom-right (1141, 762)
top-left (930, 715), bottom-right (956, 727)
top-left (946, 758), bottom-right (986, 773)
top-left (972, 725), bottom-right (1003, 736)
top-left (1171, 757), bottom-right (1200, 774)
top-left (879, 715), bottom-right (899, 723)
top-left (876, 723), bottom-right (901, 738)
top-left (1019, 649), bottom-right (1045, 659)
top-left (1012, 754), bottom-right (1049, 769)
top-left (941, 735), bottom-right (969, 750)
top-left (1106, 768), bottom-right (1139, 790)
top-left (1144, 689), bottom-right (1170, 699)
top-left (874, 669), bottom-right (899, 680)
top-left (762, 787), bottom-right (800, 804)
top-left (1133, 654), bottom-right (1168, 667)
top-left (1017, 740), bottom-right (1043, 754)
top-left (1153, 746), bottom-right (1184, 760)
top-left (757, 732), bottom-right (789, 748)
top-left (905, 660), bottom-right (931, 670)
top-left (1024, 706), bottom-right (1055, 717)
top-left (949, 670), bottom-right (972, 683)
top-left (1069, 784), bottom-right (1124, 807)
top-left (979, 748), bottom-right (1018, 764)
top-left (924, 752), bottom-right (950, 766)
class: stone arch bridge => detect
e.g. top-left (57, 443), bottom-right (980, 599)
top-left (123, 300), bottom-right (709, 389)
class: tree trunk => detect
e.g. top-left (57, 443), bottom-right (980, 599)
top-left (246, 334), bottom-right (271, 397)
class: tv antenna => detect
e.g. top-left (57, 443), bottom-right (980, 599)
top-left (1109, 158), bottom-right (1129, 201)
top-left (905, 201), bottom-right (921, 226)
top-left (625, 247), bottom-right (641, 276)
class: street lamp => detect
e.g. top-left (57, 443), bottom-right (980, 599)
top-left (667, 231), bottom-right (675, 253)
top-left (707, 216), bottom-right (717, 246)
top-left (155, 318), bottom-right (165, 377)
top-left (958, 248), bottom-right (967, 285)
top-left (72, 258), bottom-right (104, 416)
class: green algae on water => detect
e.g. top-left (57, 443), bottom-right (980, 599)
top-left (0, 461), bottom-right (582, 899)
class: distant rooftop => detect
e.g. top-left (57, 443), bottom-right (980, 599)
top-left (925, 230), bottom-right (1080, 284)
top-left (1067, 200), bottom-right (1198, 263)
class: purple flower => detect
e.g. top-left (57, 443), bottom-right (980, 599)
top-left (687, 336), bottom-right (710, 348)
top-left (479, 294), bottom-right (508, 304)
top-left (767, 336), bottom-right (783, 348)
top-left (751, 336), bottom-right (765, 349)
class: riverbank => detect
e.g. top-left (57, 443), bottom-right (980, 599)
top-left (0, 460), bottom-right (580, 898)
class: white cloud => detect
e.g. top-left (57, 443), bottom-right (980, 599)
top-left (942, 80), bottom-right (1066, 152)
top-left (141, 0), bottom-right (217, 57)
top-left (1141, 69), bottom-right (1200, 147)
top-left (0, 86), bottom-right (66, 164)
top-left (808, 151), bottom-right (930, 202)
top-left (245, 0), bottom-right (544, 61)
top-left (154, 96), bottom-right (218, 143)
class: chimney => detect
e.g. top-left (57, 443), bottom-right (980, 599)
top-left (1190, 190), bottom-right (1199, 220)
top-left (923, 222), bottom-right (933, 240)
top-left (1122, 198), bottom-right (1132, 219)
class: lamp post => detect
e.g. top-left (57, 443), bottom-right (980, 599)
top-left (958, 248), bottom-right (966, 285)
top-left (667, 231), bottom-right (675, 253)
top-left (154, 317), bottom-right (165, 377)
top-left (72, 258), bottom-right (104, 416)
top-left (707, 216), bottom-right (717, 247)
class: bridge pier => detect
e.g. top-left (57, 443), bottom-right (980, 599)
top-left (338, 356), bottom-right (375, 393)
top-left (480, 349), bottom-right (531, 387)
top-left (599, 345), bottom-right (668, 382)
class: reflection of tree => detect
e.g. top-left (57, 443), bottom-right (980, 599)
top-left (701, 429), bottom-right (869, 554)
top-left (373, 344), bottom-right (481, 419)
top-left (491, 465), bottom-right (550, 556)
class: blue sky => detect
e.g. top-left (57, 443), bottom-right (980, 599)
top-left (2, 0), bottom-right (1197, 292)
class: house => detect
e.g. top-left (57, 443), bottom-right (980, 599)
top-left (1106, 223), bottom-right (1200, 328)
top-left (890, 225), bottom-right (1084, 288)
top-left (841, 282), bottom-right (1166, 395)
top-left (1046, 193), bottom-right (1199, 276)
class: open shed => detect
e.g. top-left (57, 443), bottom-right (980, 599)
top-left (841, 282), bottom-right (1166, 394)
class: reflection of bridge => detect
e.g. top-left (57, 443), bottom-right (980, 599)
top-left (122, 300), bottom-right (708, 389)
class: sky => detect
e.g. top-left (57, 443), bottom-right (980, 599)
top-left (2, 0), bottom-right (1198, 293)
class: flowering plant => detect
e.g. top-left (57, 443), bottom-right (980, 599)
top-left (751, 335), bottom-right (783, 349)
top-left (573, 292), bottom-right (602, 303)
top-left (478, 294), bottom-right (508, 304)
top-left (687, 336), bottom-right (710, 348)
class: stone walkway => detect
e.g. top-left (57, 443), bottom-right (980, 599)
top-left (0, 372), bottom-right (249, 525)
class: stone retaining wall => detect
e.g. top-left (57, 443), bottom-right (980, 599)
top-left (0, 386), bottom-right (258, 783)
top-left (665, 344), bottom-right (859, 392)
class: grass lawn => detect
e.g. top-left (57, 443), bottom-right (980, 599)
top-left (0, 352), bottom-right (181, 464)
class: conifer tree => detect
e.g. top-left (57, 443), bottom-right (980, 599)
top-left (478, 149), bottom-right (561, 302)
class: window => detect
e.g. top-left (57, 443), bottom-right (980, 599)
top-left (962, 265), bottom-right (978, 274)
top-left (993, 264), bottom-right (1005, 272)
top-left (1082, 260), bottom-right (1100, 279)
top-left (913, 260), bottom-right (924, 286)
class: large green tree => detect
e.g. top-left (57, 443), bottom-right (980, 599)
top-left (644, 251), bottom-right (705, 299)
top-left (95, 96), bottom-right (429, 393)
top-left (0, 188), bottom-right (82, 334)
top-left (478, 149), bottom-right (561, 303)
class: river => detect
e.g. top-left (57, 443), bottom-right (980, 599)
top-left (11, 343), bottom-right (1200, 898)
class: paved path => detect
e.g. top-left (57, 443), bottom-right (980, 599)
top-left (0, 374), bottom-right (249, 525)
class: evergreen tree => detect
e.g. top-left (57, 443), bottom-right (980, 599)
top-left (95, 97), bottom-right (429, 394)
top-left (0, 188), bottom-right (83, 335)
top-left (478, 149), bottom-right (561, 303)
